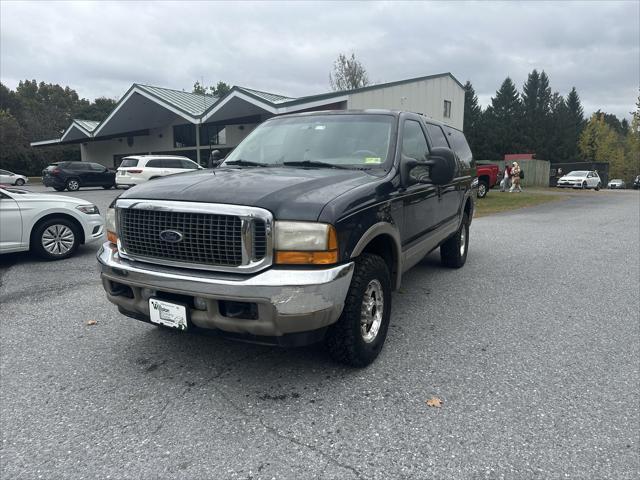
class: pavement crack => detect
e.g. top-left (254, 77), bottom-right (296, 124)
top-left (211, 384), bottom-right (364, 479)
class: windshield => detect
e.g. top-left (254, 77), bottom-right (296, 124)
top-left (567, 171), bottom-right (588, 177)
top-left (223, 114), bottom-right (395, 169)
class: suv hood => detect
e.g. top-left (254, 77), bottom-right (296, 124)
top-left (119, 167), bottom-right (376, 221)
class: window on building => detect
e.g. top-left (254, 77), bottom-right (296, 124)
top-left (199, 123), bottom-right (227, 146)
top-left (173, 124), bottom-right (196, 148)
top-left (443, 100), bottom-right (452, 118)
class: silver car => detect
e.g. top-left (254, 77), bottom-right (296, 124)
top-left (556, 170), bottom-right (602, 190)
top-left (607, 179), bottom-right (626, 189)
top-left (0, 169), bottom-right (28, 186)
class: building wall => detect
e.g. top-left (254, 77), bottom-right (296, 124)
top-left (82, 119), bottom-right (257, 168)
top-left (346, 76), bottom-right (465, 130)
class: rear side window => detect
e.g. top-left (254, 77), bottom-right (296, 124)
top-left (120, 158), bottom-right (138, 167)
top-left (145, 159), bottom-right (165, 168)
top-left (164, 159), bottom-right (185, 168)
top-left (89, 163), bottom-right (106, 171)
top-left (443, 126), bottom-right (473, 166)
top-left (70, 163), bottom-right (90, 171)
top-left (425, 124), bottom-right (449, 148)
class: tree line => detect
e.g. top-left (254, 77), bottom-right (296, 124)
top-left (0, 80), bottom-right (117, 176)
top-left (463, 70), bottom-right (639, 182)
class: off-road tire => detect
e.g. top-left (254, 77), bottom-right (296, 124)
top-left (31, 217), bottom-right (80, 260)
top-left (325, 253), bottom-right (392, 367)
top-left (477, 180), bottom-right (489, 199)
top-left (440, 212), bottom-right (470, 269)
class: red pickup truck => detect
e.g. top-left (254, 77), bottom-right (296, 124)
top-left (476, 164), bottom-right (499, 198)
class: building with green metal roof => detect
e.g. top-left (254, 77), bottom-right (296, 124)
top-left (32, 72), bottom-right (464, 168)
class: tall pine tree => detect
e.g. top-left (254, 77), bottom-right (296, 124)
top-left (564, 87), bottom-right (585, 161)
top-left (521, 69), bottom-right (552, 159)
top-left (463, 81), bottom-right (484, 158)
top-left (483, 77), bottom-right (523, 159)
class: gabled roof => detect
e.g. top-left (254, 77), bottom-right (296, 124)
top-left (235, 87), bottom-right (295, 104)
top-left (74, 119), bottom-right (100, 133)
top-left (136, 84), bottom-right (218, 117)
top-left (32, 71), bottom-right (464, 146)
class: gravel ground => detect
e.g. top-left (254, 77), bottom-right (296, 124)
top-left (1, 186), bottom-right (639, 479)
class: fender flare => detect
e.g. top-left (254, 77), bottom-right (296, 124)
top-left (351, 222), bottom-right (403, 290)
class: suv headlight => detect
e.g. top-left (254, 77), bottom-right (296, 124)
top-left (274, 221), bottom-right (338, 265)
top-left (76, 204), bottom-right (99, 215)
top-left (106, 207), bottom-right (118, 245)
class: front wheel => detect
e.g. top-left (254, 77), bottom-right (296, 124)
top-left (440, 212), bottom-right (470, 269)
top-left (477, 180), bottom-right (489, 199)
top-left (582, 181), bottom-right (587, 190)
top-left (325, 253), bottom-right (392, 367)
top-left (31, 217), bottom-right (80, 260)
top-left (15, 178), bottom-right (25, 186)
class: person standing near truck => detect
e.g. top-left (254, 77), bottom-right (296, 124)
top-left (501, 163), bottom-right (512, 192)
top-left (510, 162), bottom-right (522, 192)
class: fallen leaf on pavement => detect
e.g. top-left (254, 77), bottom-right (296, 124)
top-left (426, 396), bottom-right (443, 408)
top-left (86, 320), bottom-right (97, 326)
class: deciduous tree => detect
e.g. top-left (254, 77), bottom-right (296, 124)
top-left (329, 53), bottom-right (370, 91)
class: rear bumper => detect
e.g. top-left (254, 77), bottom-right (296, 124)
top-left (116, 174), bottom-right (145, 186)
top-left (97, 243), bottom-right (354, 344)
top-left (42, 176), bottom-right (65, 187)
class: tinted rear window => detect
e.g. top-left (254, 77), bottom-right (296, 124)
top-left (443, 127), bottom-right (473, 166)
top-left (120, 158), bottom-right (138, 167)
top-left (146, 159), bottom-right (164, 168)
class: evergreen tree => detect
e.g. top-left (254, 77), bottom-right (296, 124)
top-left (483, 77), bottom-right (523, 159)
top-left (462, 81), bottom-right (484, 158)
top-left (521, 69), bottom-right (552, 158)
top-left (564, 87), bottom-right (585, 161)
top-left (549, 92), bottom-right (570, 161)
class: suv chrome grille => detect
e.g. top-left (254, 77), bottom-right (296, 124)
top-left (120, 209), bottom-right (244, 266)
top-left (115, 200), bottom-right (273, 272)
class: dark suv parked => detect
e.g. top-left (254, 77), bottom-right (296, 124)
top-left (99, 111), bottom-right (476, 366)
top-left (42, 162), bottom-right (116, 191)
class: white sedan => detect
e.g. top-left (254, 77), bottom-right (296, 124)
top-left (0, 187), bottom-right (104, 260)
top-left (556, 170), bottom-right (602, 190)
top-left (0, 169), bottom-right (28, 186)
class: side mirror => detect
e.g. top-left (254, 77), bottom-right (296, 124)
top-left (208, 150), bottom-right (222, 168)
top-left (423, 147), bottom-right (456, 185)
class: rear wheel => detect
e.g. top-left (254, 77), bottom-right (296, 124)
top-left (440, 212), bottom-right (470, 269)
top-left (477, 180), bottom-right (489, 199)
top-left (31, 217), bottom-right (80, 260)
top-left (325, 253), bottom-right (392, 367)
top-left (595, 183), bottom-right (601, 191)
top-left (53, 187), bottom-right (65, 192)
top-left (15, 178), bottom-right (25, 186)
top-left (66, 178), bottom-right (80, 191)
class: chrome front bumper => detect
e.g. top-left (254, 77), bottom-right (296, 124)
top-left (97, 243), bottom-right (354, 341)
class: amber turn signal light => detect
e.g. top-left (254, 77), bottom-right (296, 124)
top-left (275, 250), bottom-right (338, 265)
top-left (107, 231), bottom-right (118, 245)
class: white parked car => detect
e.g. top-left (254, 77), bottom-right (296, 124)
top-left (0, 169), bottom-right (28, 186)
top-left (607, 178), bottom-right (626, 189)
top-left (116, 155), bottom-right (202, 187)
top-left (0, 187), bottom-right (104, 260)
top-left (556, 170), bottom-right (602, 190)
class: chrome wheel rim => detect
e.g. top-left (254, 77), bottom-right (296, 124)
top-left (361, 279), bottom-right (384, 343)
top-left (478, 184), bottom-right (486, 197)
top-left (42, 225), bottom-right (75, 255)
top-left (460, 226), bottom-right (466, 256)
top-left (68, 180), bottom-right (79, 190)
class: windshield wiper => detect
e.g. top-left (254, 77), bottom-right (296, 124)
top-left (282, 160), bottom-right (347, 169)
top-left (224, 159), bottom-right (269, 167)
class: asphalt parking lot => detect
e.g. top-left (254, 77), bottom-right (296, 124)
top-left (1, 186), bottom-right (639, 479)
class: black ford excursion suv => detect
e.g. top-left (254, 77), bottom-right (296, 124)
top-left (98, 111), bottom-right (476, 366)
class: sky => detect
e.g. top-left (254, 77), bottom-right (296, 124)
top-left (1, 1), bottom-right (638, 119)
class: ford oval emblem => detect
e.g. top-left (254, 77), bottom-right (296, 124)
top-left (159, 230), bottom-right (183, 243)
